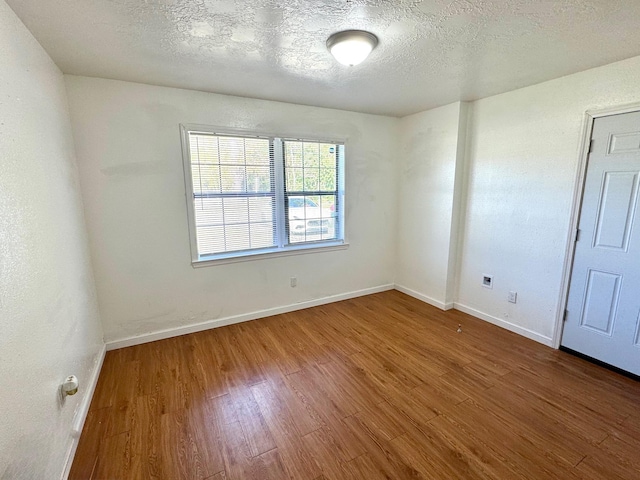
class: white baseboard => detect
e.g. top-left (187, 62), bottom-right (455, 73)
top-left (61, 343), bottom-right (107, 480)
top-left (106, 284), bottom-right (395, 350)
top-left (394, 284), bottom-right (454, 311)
top-left (105, 283), bottom-right (552, 352)
top-left (453, 302), bottom-right (554, 347)
top-left (393, 288), bottom-right (553, 348)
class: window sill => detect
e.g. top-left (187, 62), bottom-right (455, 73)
top-left (192, 241), bottom-right (349, 267)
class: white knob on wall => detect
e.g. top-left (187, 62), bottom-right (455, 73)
top-left (61, 375), bottom-right (79, 397)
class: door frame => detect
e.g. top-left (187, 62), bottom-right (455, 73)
top-left (552, 101), bottom-right (640, 349)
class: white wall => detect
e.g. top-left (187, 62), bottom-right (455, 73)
top-left (63, 54), bottom-right (640, 352)
top-left (64, 76), bottom-right (399, 344)
top-left (395, 102), bottom-right (468, 309)
top-left (2, 4), bottom-right (639, 474)
top-left (456, 55), bottom-right (640, 344)
top-left (0, 2), bottom-right (104, 479)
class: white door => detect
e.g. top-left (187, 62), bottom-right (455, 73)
top-left (562, 111), bottom-right (640, 376)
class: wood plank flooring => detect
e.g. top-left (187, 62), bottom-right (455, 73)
top-left (70, 290), bottom-right (640, 479)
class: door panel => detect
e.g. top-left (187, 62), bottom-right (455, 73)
top-left (593, 171), bottom-right (638, 250)
top-left (608, 131), bottom-right (640, 154)
top-left (579, 269), bottom-right (620, 335)
top-left (562, 111), bottom-right (640, 376)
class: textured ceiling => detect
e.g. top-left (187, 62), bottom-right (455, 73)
top-left (7, 0), bottom-right (640, 116)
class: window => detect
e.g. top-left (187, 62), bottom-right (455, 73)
top-left (181, 125), bottom-right (345, 264)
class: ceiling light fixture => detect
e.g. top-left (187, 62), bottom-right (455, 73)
top-left (326, 30), bottom-right (378, 66)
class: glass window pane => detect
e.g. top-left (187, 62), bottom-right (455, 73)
top-left (304, 195), bottom-right (320, 219)
top-left (321, 220), bottom-right (337, 241)
top-left (319, 144), bottom-right (337, 168)
top-left (286, 168), bottom-right (304, 192)
top-left (197, 225), bottom-right (225, 255)
top-left (303, 142), bottom-right (320, 167)
top-left (287, 194), bottom-right (335, 244)
top-left (194, 198), bottom-right (224, 226)
top-left (225, 224), bottom-right (250, 251)
top-left (244, 138), bottom-right (270, 165)
top-left (218, 136), bottom-right (246, 165)
top-left (288, 196), bottom-right (305, 221)
top-left (190, 134), bottom-right (219, 164)
top-left (319, 168), bottom-right (336, 191)
top-left (219, 165), bottom-right (247, 193)
top-left (222, 197), bottom-right (249, 224)
top-left (285, 141), bottom-right (303, 167)
top-left (303, 169), bottom-right (319, 192)
top-left (320, 195), bottom-right (336, 218)
top-left (246, 166), bottom-right (271, 193)
top-left (289, 219), bottom-right (306, 243)
top-left (193, 164), bottom-right (221, 194)
top-left (249, 197), bottom-right (274, 223)
top-left (250, 222), bottom-right (275, 249)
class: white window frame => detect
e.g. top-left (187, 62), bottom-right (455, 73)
top-left (180, 124), bottom-right (348, 266)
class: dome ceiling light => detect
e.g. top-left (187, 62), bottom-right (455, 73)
top-left (326, 30), bottom-right (378, 66)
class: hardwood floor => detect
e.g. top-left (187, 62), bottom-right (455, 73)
top-left (70, 290), bottom-right (640, 479)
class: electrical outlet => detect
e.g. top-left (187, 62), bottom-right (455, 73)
top-left (482, 274), bottom-right (493, 289)
top-left (290, 276), bottom-right (297, 287)
top-left (508, 291), bottom-right (517, 303)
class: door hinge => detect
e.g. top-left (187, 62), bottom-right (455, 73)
top-left (563, 309), bottom-right (569, 322)
top-left (589, 139), bottom-right (594, 153)
top-left (575, 229), bottom-right (581, 242)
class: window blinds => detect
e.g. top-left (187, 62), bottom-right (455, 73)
top-left (183, 127), bottom-right (345, 261)
top-left (189, 132), bottom-right (276, 255)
